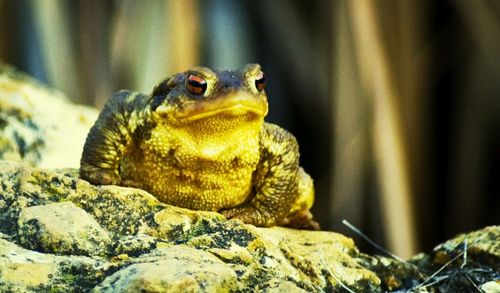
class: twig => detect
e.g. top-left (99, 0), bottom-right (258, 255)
top-left (319, 256), bottom-right (357, 293)
top-left (342, 219), bottom-right (406, 262)
top-left (411, 251), bottom-right (465, 290)
top-left (466, 268), bottom-right (494, 274)
top-left (464, 274), bottom-right (483, 292)
top-left (415, 274), bottom-right (450, 289)
top-left (460, 237), bottom-right (468, 269)
top-left (412, 230), bottom-right (492, 291)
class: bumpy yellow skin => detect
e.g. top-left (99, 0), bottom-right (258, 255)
top-left (80, 64), bottom-right (317, 228)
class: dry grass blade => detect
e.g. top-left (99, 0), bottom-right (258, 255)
top-left (465, 274), bottom-right (483, 292)
top-left (342, 219), bottom-right (406, 263)
top-left (411, 251), bottom-right (465, 290)
top-left (330, 0), bottom-right (368, 234)
top-left (31, 1), bottom-right (81, 101)
top-left (460, 237), bottom-right (468, 269)
top-left (412, 231), bottom-right (491, 291)
top-left (319, 256), bottom-right (356, 293)
top-left (347, 0), bottom-right (417, 258)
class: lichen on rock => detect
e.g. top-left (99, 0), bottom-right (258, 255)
top-left (17, 201), bottom-right (111, 256)
top-left (94, 245), bottom-right (239, 292)
top-left (0, 236), bottom-right (111, 292)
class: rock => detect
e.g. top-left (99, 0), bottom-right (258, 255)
top-left (480, 280), bottom-right (500, 293)
top-left (0, 237), bottom-right (111, 292)
top-left (0, 64), bottom-right (97, 168)
top-left (17, 201), bottom-right (111, 256)
top-left (93, 246), bottom-right (239, 292)
top-left (432, 225), bottom-right (499, 271)
top-left (113, 234), bottom-right (157, 257)
top-left (0, 161), bottom-right (381, 292)
top-left (364, 226), bottom-right (500, 292)
top-left (419, 226), bottom-right (500, 292)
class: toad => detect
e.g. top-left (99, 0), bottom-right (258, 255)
top-left (80, 64), bottom-right (318, 229)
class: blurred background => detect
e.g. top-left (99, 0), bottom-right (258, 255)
top-left (0, 0), bottom-right (499, 259)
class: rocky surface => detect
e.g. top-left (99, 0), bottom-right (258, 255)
top-left (0, 65), bottom-right (498, 292)
top-left (0, 64), bottom-right (97, 168)
top-left (17, 201), bottom-right (111, 256)
top-left (0, 162), bottom-right (497, 292)
top-left (362, 226), bottom-right (500, 292)
top-left (0, 161), bottom-right (381, 292)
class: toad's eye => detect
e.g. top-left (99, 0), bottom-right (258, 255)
top-left (255, 71), bottom-right (266, 92)
top-left (186, 74), bottom-right (207, 96)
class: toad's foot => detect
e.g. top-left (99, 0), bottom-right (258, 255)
top-left (281, 210), bottom-right (320, 230)
top-left (220, 206), bottom-right (276, 227)
top-left (80, 166), bottom-right (121, 185)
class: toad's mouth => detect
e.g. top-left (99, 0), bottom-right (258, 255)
top-left (175, 93), bottom-right (268, 122)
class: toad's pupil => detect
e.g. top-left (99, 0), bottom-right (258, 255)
top-left (186, 75), bottom-right (207, 95)
top-left (255, 72), bottom-right (266, 92)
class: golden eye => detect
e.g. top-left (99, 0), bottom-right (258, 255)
top-left (255, 70), bottom-right (266, 92)
top-left (186, 74), bottom-right (207, 96)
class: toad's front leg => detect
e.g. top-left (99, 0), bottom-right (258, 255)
top-left (80, 90), bottom-right (149, 187)
top-left (221, 123), bottom-right (300, 227)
